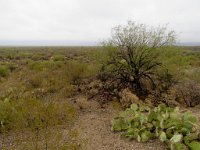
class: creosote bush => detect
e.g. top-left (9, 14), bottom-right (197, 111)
top-left (112, 104), bottom-right (200, 150)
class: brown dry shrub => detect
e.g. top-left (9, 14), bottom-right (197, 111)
top-left (119, 88), bottom-right (145, 108)
top-left (174, 81), bottom-right (200, 107)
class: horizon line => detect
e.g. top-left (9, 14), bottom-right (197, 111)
top-left (0, 40), bottom-right (200, 47)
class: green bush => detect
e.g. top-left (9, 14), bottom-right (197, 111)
top-left (28, 60), bottom-right (63, 71)
top-left (52, 54), bottom-right (65, 61)
top-left (66, 60), bottom-right (90, 85)
top-left (6, 62), bottom-right (18, 72)
top-left (0, 98), bottom-right (78, 150)
top-left (0, 99), bottom-right (21, 131)
top-left (31, 53), bottom-right (46, 61)
top-left (0, 98), bottom-right (76, 132)
top-left (112, 104), bottom-right (200, 150)
top-left (0, 65), bottom-right (10, 77)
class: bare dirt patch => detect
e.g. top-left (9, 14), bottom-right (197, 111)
top-left (72, 100), bottom-right (167, 150)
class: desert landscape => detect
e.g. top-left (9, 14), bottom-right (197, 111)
top-left (0, 38), bottom-right (200, 150)
top-left (0, 0), bottom-right (200, 150)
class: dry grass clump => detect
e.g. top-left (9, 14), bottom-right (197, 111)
top-left (0, 98), bottom-right (79, 150)
top-left (0, 98), bottom-right (76, 132)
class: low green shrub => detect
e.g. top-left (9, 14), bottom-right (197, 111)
top-left (0, 98), bottom-right (76, 132)
top-left (6, 62), bottom-right (18, 72)
top-left (0, 99), bottom-right (21, 131)
top-left (28, 60), bottom-right (63, 71)
top-left (52, 54), bottom-right (65, 61)
top-left (112, 104), bottom-right (200, 150)
top-left (5, 53), bottom-right (15, 60)
top-left (0, 65), bottom-right (10, 77)
top-left (66, 60), bottom-right (90, 85)
top-left (24, 68), bottom-right (75, 98)
top-left (31, 53), bottom-right (46, 61)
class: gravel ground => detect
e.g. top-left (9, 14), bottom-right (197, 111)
top-left (72, 101), bottom-right (167, 150)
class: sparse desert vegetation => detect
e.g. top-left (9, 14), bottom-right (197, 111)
top-left (0, 23), bottom-right (200, 150)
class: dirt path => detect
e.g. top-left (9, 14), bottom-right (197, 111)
top-left (73, 100), bottom-right (167, 150)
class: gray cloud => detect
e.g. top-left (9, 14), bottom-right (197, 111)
top-left (0, 0), bottom-right (200, 45)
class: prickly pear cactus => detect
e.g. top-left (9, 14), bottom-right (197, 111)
top-left (111, 104), bottom-right (200, 150)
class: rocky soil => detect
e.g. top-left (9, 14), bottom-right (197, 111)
top-left (73, 98), bottom-right (167, 150)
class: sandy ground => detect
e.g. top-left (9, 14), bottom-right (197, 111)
top-left (73, 100), bottom-right (167, 150)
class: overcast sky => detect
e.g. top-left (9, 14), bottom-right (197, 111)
top-left (0, 0), bottom-right (200, 46)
